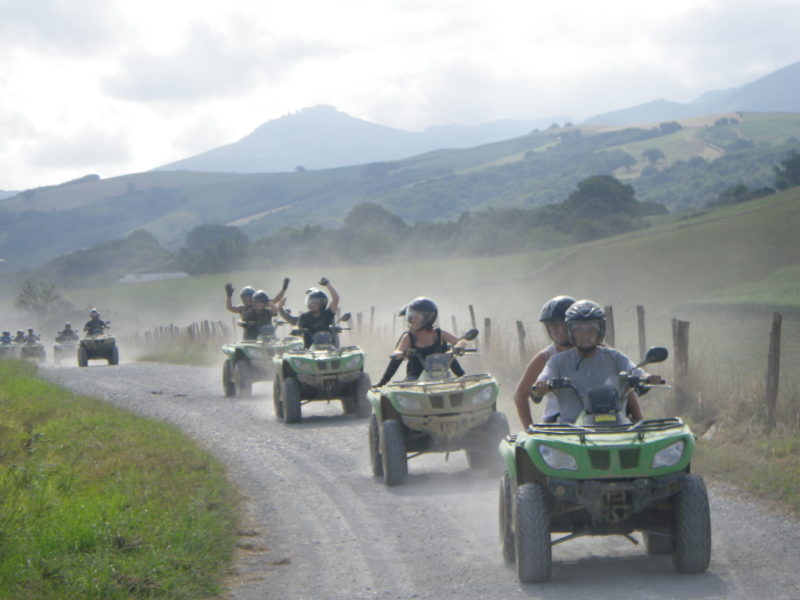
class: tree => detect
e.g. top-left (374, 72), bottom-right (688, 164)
top-left (564, 175), bottom-right (639, 217)
top-left (643, 148), bottom-right (666, 164)
top-left (659, 121), bottom-right (683, 135)
top-left (774, 150), bottom-right (800, 190)
top-left (14, 281), bottom-right (62, 323)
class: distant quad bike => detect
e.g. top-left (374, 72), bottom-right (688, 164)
top-left (272, 313), bottom-right (370, 423)
top-left (78, 331), bottom-right (119, 367)
top-left (0, 343), bottom-right (21, 361)
top-left (368, 328), bottom-right (508, 486)
top-left (221, 321), bottom-right (303, 398)
top-left (498, 347), bottom-right (711, 583)
top-left (53, 340), bottom-right (78, 366)
top-left (20, 340), bottom-right (46, 363)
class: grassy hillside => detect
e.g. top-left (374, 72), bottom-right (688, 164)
top-left (3, 112), bottom-right (800, 272)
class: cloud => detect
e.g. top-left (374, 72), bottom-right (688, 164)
top-left (0, 0), bottom-right (123, 54)
top-left (103, 21), bottom-right (348, 103)
top-left (30, 127), bottom-right (132, 168)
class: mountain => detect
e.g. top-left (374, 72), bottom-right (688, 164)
top-left (584, 60), bottom-right (800, 125)
top-left (155, 105), bottom-right (566, 173)
top-left (0, 189), bottom-right (16, 201)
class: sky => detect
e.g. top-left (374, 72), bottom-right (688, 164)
top-left (1, 0), bottom-right (799, 191)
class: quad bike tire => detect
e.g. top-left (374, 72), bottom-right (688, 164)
top-left (77, 346), bottom-right (88, 367)
top-left (283, 376), bottom-right (302, 423)
top-left (234, 360), bottom-right (253, 398)
top-left (672, 474), bottom-right (711, 574)
top-left (368, 413), bottom-right (384, 478)
top-left (644, 531), bottom-right (673, 555)
top-left (222, 361), bottom-right (236, 397)
top-left (273, 374), bottom-right (284, 420)
top-left (466, 411), bottom-right (509, 475)
top-left (515, 483), bottom-right (552, 583)
top-left (499, 470), bottom-right (516, 563)
top-left (354, 372), bottom-right (372, 419)
top-left (108, 346), bottom-right (119, 366)
top-left (381, 419), bottom-right (407, 486)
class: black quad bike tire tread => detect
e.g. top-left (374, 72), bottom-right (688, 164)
top-left (77, 346), bottom-right (88, 367)
top-left (381, 419), bottom-right (407, 486)
top-left (283, 376), bottom-right (302, 424)
top-left (499, 470), bottom-right (516, 563)
top-left (515, 483), bottom-right (552, 583)
top-left (355, 372), bottom-right (372, 419)
top-left (644, 531), bottom-right (673, 555)
top-left (222, 361), bottom-right (236, 398)
top-left (234, 360), bottom-right (253, 398)
top-left (368, 413), bottom-right (384, 478)
top-left (273, 374), bottom-right (285, 420)
top-left (672, 474), bottom-right (712, 574)
top-left (109, 346), bottom-right (119, 366)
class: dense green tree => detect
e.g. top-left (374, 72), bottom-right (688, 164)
top-left (774, 150), bottom-right (800, 190)
top-left (643, 148), bottom-right (666, 163)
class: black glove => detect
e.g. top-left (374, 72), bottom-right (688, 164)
top-left (318, 277), bottom-right (329, 286)
top-left (225, 282), bottom-right (234, 297)
top-left (282, 277), bottom-right (290, 291)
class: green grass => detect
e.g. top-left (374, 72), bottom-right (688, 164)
top-left (0, 360), bottom-right (239, 599)
top-left (695, 430), bottom-right (800, 514)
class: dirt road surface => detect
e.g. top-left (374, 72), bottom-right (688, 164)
top-left (43, 362), bottom-right (800, 600)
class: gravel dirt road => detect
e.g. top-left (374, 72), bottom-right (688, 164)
top-left (42, 362), bottom-right (800, 600)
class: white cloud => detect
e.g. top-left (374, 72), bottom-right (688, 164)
top-left (30, 126), bottom-right (132, 168)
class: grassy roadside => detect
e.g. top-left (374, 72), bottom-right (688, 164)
top-left (694, 427), bottom-right (800, 515)
top-left (0, 360), bottom-right (240, 599)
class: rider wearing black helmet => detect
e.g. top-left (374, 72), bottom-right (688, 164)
top-left (56, 322), bottom-right (78, 343)
top-left (375, 297), bottom-right (468, 387)
top-left (513, 295), bottom-right (575, 428)
top-left (83, 309), bottom-right (108, 336)
top-left (1, 331), bottom-right (12, 344)
top-left (532, 300), bottom-right (656, 424)
top-left (290, 278), bottom-right (340, 348)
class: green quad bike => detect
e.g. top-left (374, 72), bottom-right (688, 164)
top-left (221, 321), bottom-right (303, 398)
top-left (368, 328), bottom-right (509, 486)
top-left (20, 339), bottom-right (46, 363)
top-left (53, 340), bottom-right (78, 365)
top-left (78, 331), bottom-right (119, 367)
top-left (499, 346), bottom-right (711, 583)
top-left (272, 313), bottom-right (370, 423)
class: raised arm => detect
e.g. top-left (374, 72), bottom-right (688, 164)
top-left (320, 278), bottom-right (339, 314)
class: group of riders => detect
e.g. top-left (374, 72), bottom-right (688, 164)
top-left (1, 309), bottom-right (110, 347)
top-left (225, 278), bottom-right (661, 427)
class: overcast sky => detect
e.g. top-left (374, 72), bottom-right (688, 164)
top-left (1, 0), bottom-right (799, 191)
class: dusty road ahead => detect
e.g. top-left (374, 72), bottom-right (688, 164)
top-left (43, 362), bottom-right (800, 600)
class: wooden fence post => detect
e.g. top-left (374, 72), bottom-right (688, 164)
top-left (671, 318), bottom-right (690, 415)
top-left (636, 305), bottom-right (646, 360)
top-left (484, 317), bottom-right (492, 353)
top-left (604, 305), bottom-right (615, 348)
top-left (356, 312), bottom-right (363, 335)
top-left (468, 305), bottom-right (478, 349)
top-left (369, 306), bottom-right (375, 335)
top-left (451, 315), bottom-right (458, 335)
top-left (516, 320), bottom-right (527, 362)
top-left (765, 312), bottom-right (782, 432)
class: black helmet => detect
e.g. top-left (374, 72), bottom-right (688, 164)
top-left (538, 295), bottom-right (576, 322)
top-left (305, 288), bottom-right (328, 310)
top-left (252, 290), bottom-right (269, 304)
top-left (64, 322), bottom-right (72, 328)
top-left (565, 300), bottom-right (606, 347)
top-left (402, 297), bottom-right (438, 329)
top-left (240, 286), bottom-right (255, 299)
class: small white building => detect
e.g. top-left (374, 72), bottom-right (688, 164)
top-left (119, 272), bottom-right (189, 284)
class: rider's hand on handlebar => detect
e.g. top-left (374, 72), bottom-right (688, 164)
top-left (645, 374), bottom-right (665, 384)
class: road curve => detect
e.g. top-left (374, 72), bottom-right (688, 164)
top-left (42, 362), bottom-right (800, 600)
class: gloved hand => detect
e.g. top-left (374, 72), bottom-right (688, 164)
top-left (282, 277), bottom-right (290, 291)
top-left (318, 277), bottom-right (329, 286)
top-left (224, 282), bottom-right (234, 297)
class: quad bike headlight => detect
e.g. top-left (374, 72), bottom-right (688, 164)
top-left (396, 394), bottom-right (423, 411)
top-left (652, 440), bottom-right (686, 468)
top-left (343, 355), bottom-right (362, 370)
top-left (290, 358), bottom-right (314, 373)
top-left (538, 444), bottom-right (578, 471)
top-left (471, 386), bottom-right (494, 405)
